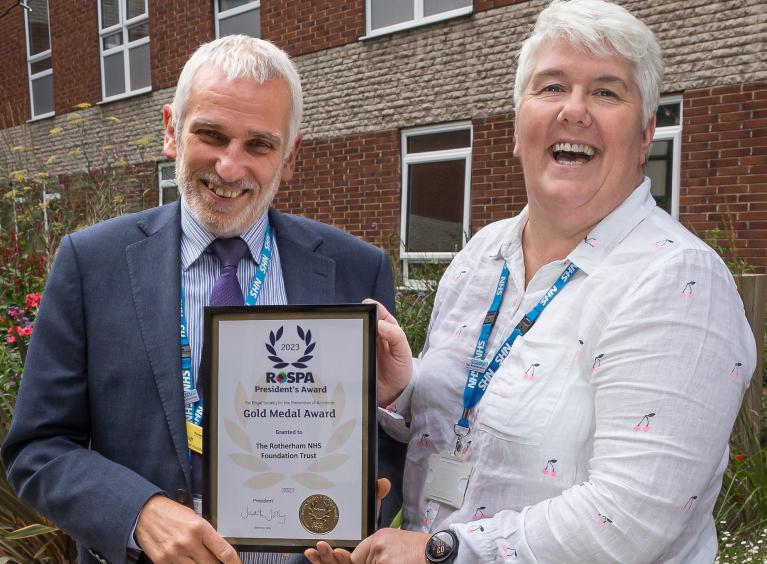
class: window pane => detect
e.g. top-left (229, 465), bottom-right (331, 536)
top-left (30, 56), bottom-right (52, 74)
top-left (370, 0), bottom-right (413, 30)
top-left (406, 160), bottom-right (465, 252)
top-left (103, 31), bottom-right (123, 49)
top-left (161, 185), bottom-right (179, 204)
top-left (126, 0), bottom-right (146, 20)
top-left (219, 8), bottom-right (261, 38)
top-left (31, 74), bottom-right (54, 116)
top-left (407, 129), bottom-right (470, 153)
top-left (656, 102), bottom-right (681, 127)
top-left (647, 139), bottom-right (673, 212)
top-left (160, 164), bottom-right (176, 181)
top-left (129, 43), bottom-right (151, 90)
top-left (423, 0), bottom-right (471, 17)
top-left (27, 0), bottom-right (50, 55)
top-left (103, 51), bottom-right (126, 97)
top-left (101, 0), bottom-right (120, 28)
top-left (128, 21), bottom-right (149, 42)
top-left (219, 0), bottom-right (254, 11)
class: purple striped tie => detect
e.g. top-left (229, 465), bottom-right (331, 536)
top-left (192, 237), bottom-right (249, 506)
top-left (209, 237), bottom-right (249, 307)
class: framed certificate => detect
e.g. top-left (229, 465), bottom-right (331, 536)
top-left (202, 304), bottom-right (377, 552)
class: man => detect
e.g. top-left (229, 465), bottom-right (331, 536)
top-left (2, 36), bottom-right (403, 564)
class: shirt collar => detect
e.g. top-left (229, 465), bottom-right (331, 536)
top-left (180, 198), bottom-right (269, 271)
top-left (567, 176), bottom-right (656, 274)
top-left (496, 177), bottom-right (656, 275)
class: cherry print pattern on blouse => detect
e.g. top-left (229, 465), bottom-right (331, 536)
top-left (499, 545), bottom-right (519, 560)
top-left (542, 458), bottom-right (558, 477)
top-left (523, 363), bottom-right (541, 381)
top-left (420, 506), bottom-right (436, 531)
top-left (575, 339), bottom-right (584, 360)
top-left (452, 323), bottom-right (468, 341)
top-left (592, 353), bottom-right (605, 374)
top-left (418, 433), bottom-right (430, 449)
top-left (466, 523), bottom-right (485, 535)
top-left (584, 236), bottom-right (597, 248)
top-left (459, 439), bottom-right (473, 455)
top-left (681, 495), bottom-right (698, 512)
top-left (655, 238), bottom-right (675, 249)
top-left (385, 402), bottom-right (397, 414)
top-left (472, 506), bottom-right (487, 520)
top-left (729, 362), bottom-right (743, 380)
top-left (681, 280), bottom-right (696, 300)
top-left (596, 512), bottom-right (614, 527)
top-left (634, 412), bottom-right (655, 432)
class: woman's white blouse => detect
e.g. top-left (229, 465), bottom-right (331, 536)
top-left (379, 178), bottom-right (756, 563)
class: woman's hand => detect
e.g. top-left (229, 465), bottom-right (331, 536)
top-left (305, 529), bottom-right (430, 564)
top-left (363, 299), bottom-right (413, 407)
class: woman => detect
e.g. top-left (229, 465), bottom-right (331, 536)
top-left (307, 0), bottom-right (756, 562)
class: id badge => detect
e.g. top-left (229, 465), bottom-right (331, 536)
top-left (186, 421), bottom-right (203, 454)
top-left (423, 453), bottom-right (474, 509)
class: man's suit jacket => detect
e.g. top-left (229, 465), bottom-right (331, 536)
top-left (2, 202), bottom-right (405, 564)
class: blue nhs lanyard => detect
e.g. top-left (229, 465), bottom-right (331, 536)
top-left (454, 261), bottom-right (580, 452)
top-left (180, 223), bottom-right (274, 427)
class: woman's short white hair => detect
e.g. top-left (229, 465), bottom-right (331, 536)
top-left (514, 0), bottom-right (663, 127)
top-left (171, 35), bottom-right (303, 152)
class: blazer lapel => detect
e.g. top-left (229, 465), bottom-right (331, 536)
top-left (125, 202), bottom-right (191, 488)
top-left (269, 208), bottom-right (335, 305)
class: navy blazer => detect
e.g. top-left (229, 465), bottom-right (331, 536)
top-left (2, 202), bottom-right (404, 564)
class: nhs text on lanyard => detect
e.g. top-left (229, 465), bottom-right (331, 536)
top-left (455, 261), bottom-right (579, 453)
top-left (181, 224), bottom-right (274, 443)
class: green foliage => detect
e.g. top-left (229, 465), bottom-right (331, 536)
top-left (0, 102), bottom-right (158, 560)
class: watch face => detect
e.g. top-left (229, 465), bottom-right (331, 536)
top-left (426, 530), bottom-right (456, 562)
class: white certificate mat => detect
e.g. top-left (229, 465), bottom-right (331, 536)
top-left (203, 305), bottom-right (376, 552)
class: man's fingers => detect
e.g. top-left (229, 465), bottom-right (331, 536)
top-left (306, 541), bottom-right (349, 564)
top-left (202, 526), bottom-right (241, 563)
top-left (363, 298), bottom-right (396, 325)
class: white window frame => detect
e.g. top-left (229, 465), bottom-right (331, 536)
top-left (364, 0), bottom-right (472, 39)
top-left (158, 162), bottom-right (177, 205)
top-left (97, 0), bottom-right (151, 103)
top-left (651, 95), bottom-right (683, 219)
top-left (24, 0), bottom-right (54, 121)
top-left (400, 121), bottom-right (472, 283)
top-left (214, 0), bottom-right (261, 38)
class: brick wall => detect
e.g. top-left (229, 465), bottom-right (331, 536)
top-left (0, 7), bottom-right (32, 127)
top-left (680, 82), bottom-right (767, 270)
top-left (274, 129), bottom-right (401, 245)
top-left (50, 0), bottom-right (101, 114)
top-left (150, 0), bottom-right (214, 92)
top-left (262, 1), bottom-right (364, 57)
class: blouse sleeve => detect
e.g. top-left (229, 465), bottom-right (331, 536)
top-left (449, 248), bottom-right (756, 563)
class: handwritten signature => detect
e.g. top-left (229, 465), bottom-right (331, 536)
top-left (241, 506), bottom-right (288, 524)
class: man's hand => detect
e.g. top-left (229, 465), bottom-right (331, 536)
top-left (363, 299), bottom-right (413, 407)
top-left (135, 494), bottom-right (241, 564)
top-left (354, 529), bottom-right (430, 564)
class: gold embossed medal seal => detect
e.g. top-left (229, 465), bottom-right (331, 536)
top-left (299, 494), bottom-right (339, 534)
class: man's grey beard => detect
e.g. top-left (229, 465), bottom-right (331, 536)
top-left (174, 145), bottom-right (281, 237)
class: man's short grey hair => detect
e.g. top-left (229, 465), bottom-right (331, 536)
top-left (171, 35), bottom-right (303, 151)
top-left (514, 0), bottom-right (663, 127)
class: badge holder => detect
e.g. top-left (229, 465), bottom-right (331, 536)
top-left (423, 423), bottom-right (474, 510)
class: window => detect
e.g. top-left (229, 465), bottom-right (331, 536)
top-left (98, 0), bottom-right (151, 102)
top-left (647, 96), bottom-right (682, 218)
top-left (215, 0), bottom-right (260, 38)
top-left (158, 162), bottom-right (178, 205)
top-left (366, 0), bottom-right (472, 38)
top-left (400, 122), bottom-right (472, 283)
top-left (25, 0), bottom-right (54, 119)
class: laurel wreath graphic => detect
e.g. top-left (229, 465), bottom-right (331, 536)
top-left (265, 325), bottom-right (316, 369)
top-left (224, 326), bottom-right (354, 490)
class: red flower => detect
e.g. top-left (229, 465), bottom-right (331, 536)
top-left (25, 293), bottom-right (42, 309)
top-left (20, 326), bottom-right (32, 337)
top-left (735, 453), bottom-right (745, 463)
top-left (6, 335), bottom-right (15, 344)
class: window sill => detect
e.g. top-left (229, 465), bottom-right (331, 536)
top-left (98, 86), bottom-right (153, 106)
top-left (28, 112), bottom-right (56, 123)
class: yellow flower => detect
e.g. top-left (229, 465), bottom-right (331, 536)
top-left (114, 158), bottom-right (128, 167)
top-left (134, 134), bottom-right (153, 147)
top-left (4, 189), bottom-right (18, 200)
top-left (73, 102), bottom-right (92, 110)
top-left (48, 126), bottom-right (64, 137)
top-left (46, 155), bottom-right (58, 165)
top-left (10, 170), bottom-right (27, 182)
top-left (67, 148), bottom-right (82, 158)
top-left (67, 112), bottom-right (84, 125)
top-left (104, 116), bottom-right (121, 124)
top-left (10, 145), bottom-right (24, 154)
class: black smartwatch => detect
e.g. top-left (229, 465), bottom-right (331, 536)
top-left (425, 529), bottom-right (459, 563)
